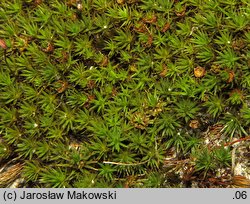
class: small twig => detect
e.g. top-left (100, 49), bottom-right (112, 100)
top-left (163, 158), bottom-right (190, 166)
top-left (228, 136), bottom-right (250, 175)
top-left (103, 160), bottom-right (147, 166)
top-left (224, 136), bottom-right (250, 147)
top-left (231, 146), bottom-right (236, 174)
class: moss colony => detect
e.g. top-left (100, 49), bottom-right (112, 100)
top-left (0, 0), bottom-right (250, 187)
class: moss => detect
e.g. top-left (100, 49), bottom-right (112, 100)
top-left (0, 0), bottom-right (250, 187)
